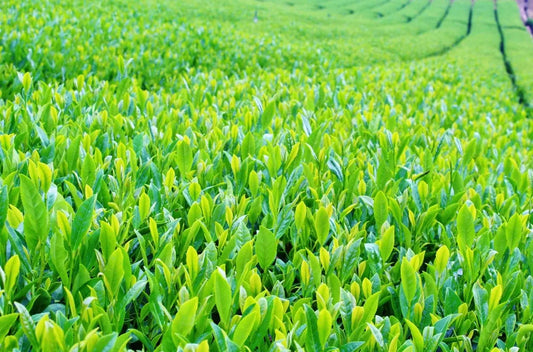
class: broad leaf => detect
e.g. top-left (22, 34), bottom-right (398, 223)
top-left (20, 175), bottom-right (48, 253)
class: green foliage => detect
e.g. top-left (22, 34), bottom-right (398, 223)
top-left (19, 175), bottom-right (48, 255)
top-left (255, 226), bottom-right (277, 270)
top-left (0, 0), bottom-right (533, 350)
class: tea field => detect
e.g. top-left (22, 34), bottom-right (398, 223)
top-left (2, 0), bottom-right (533, 350)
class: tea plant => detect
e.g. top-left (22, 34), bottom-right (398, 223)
top-left (1, 0), bottom-right (533, 351)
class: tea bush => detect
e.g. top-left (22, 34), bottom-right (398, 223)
top-left (1, 0), bottom-right (533, 351)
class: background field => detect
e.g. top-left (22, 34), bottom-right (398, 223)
top-left (2, 0), bottom-right (533, 351)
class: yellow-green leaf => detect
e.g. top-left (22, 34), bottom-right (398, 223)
top-left (104, 249), bottom-right (125, 298)
top-left (214, 268), bottom-right (232, 328)
top-left (401, 258), bottom-right (416, 304)
top-left (139, 192), bottom-right (151, 221)
top-left (255, 226), bottom-right (277, 270)
top-left (70, 195), bottom-right (96, 248)
top-left (176, 140), bottom-right (193, 177)
top-left (314, 207), bottom-right (330, 245)
top-left (0, 313), bottom-right (18, 341)
top-left (379, 225), bottom-right (394, 262)
top-left (295, 201), bottom-right (307, 230)
top-left (233, 310), bottom-right (258, 346)
top-left (374, 191), bottom-right (388, 231)
top-left (172, 297), bottom-right (198, 343)
top-left (405, 319), bottom-right (423, 352)
top-left (317, 309), bottom-right (332, 348)
top-left (4, 255), bottom-right (20, 300)
top-left (457, 204), bottom-right (475, 249)
top-left (506, 213), bottom-right (522, 250)
top-left (434, 245), bottom-right (450, 274)
top-left (20, 175), bottom-right (48, 253)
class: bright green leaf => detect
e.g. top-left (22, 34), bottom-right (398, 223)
top-left (255, 226), bottom-right (277, 270)
top-left (20, 175), bottom-right (48, 253)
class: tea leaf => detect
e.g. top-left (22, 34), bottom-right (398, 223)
top-left (172, 297), bottom-right (198, 342)
top-left (405, 319), bottom-right (423, 352)
top-left (104, 248), bottom-right (125, 299)
top-left (434, 245), bottom-right (450, 274)
top-left (255, 226), bottom-right (277, 270)
top-left (457, 204), bottom-right (475, 250)
top-left (232, 309), bottom-right (257, 346)
top-left (20, 175), bottom-right (48, 253)
top-left (304, 305), bottom-right (321, 351)
top-left (70, 195), bottom-right (96, 248)
top-left (4, 255), bottom-right (20, 300)
top-left (379, 225), bottom-right (394, 262)
top-left (176, 140), bottom-right (193, 177)
top-left (314, 207), bottom-right (330, 245)
top-left (0, 186), bottom-right (8, 231)
top-left (506, 213), bottom-right (522, 250)
top-left (214, 269), bottom-right (232, 329)
top-left (0, 313), bottom-right (19, 341)
top-left (401, 258), bottom-right (416, 304)
top-left (374, 191), bottom-right (388, 231)
top-left (318, 308), bottom-right (332, 348)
